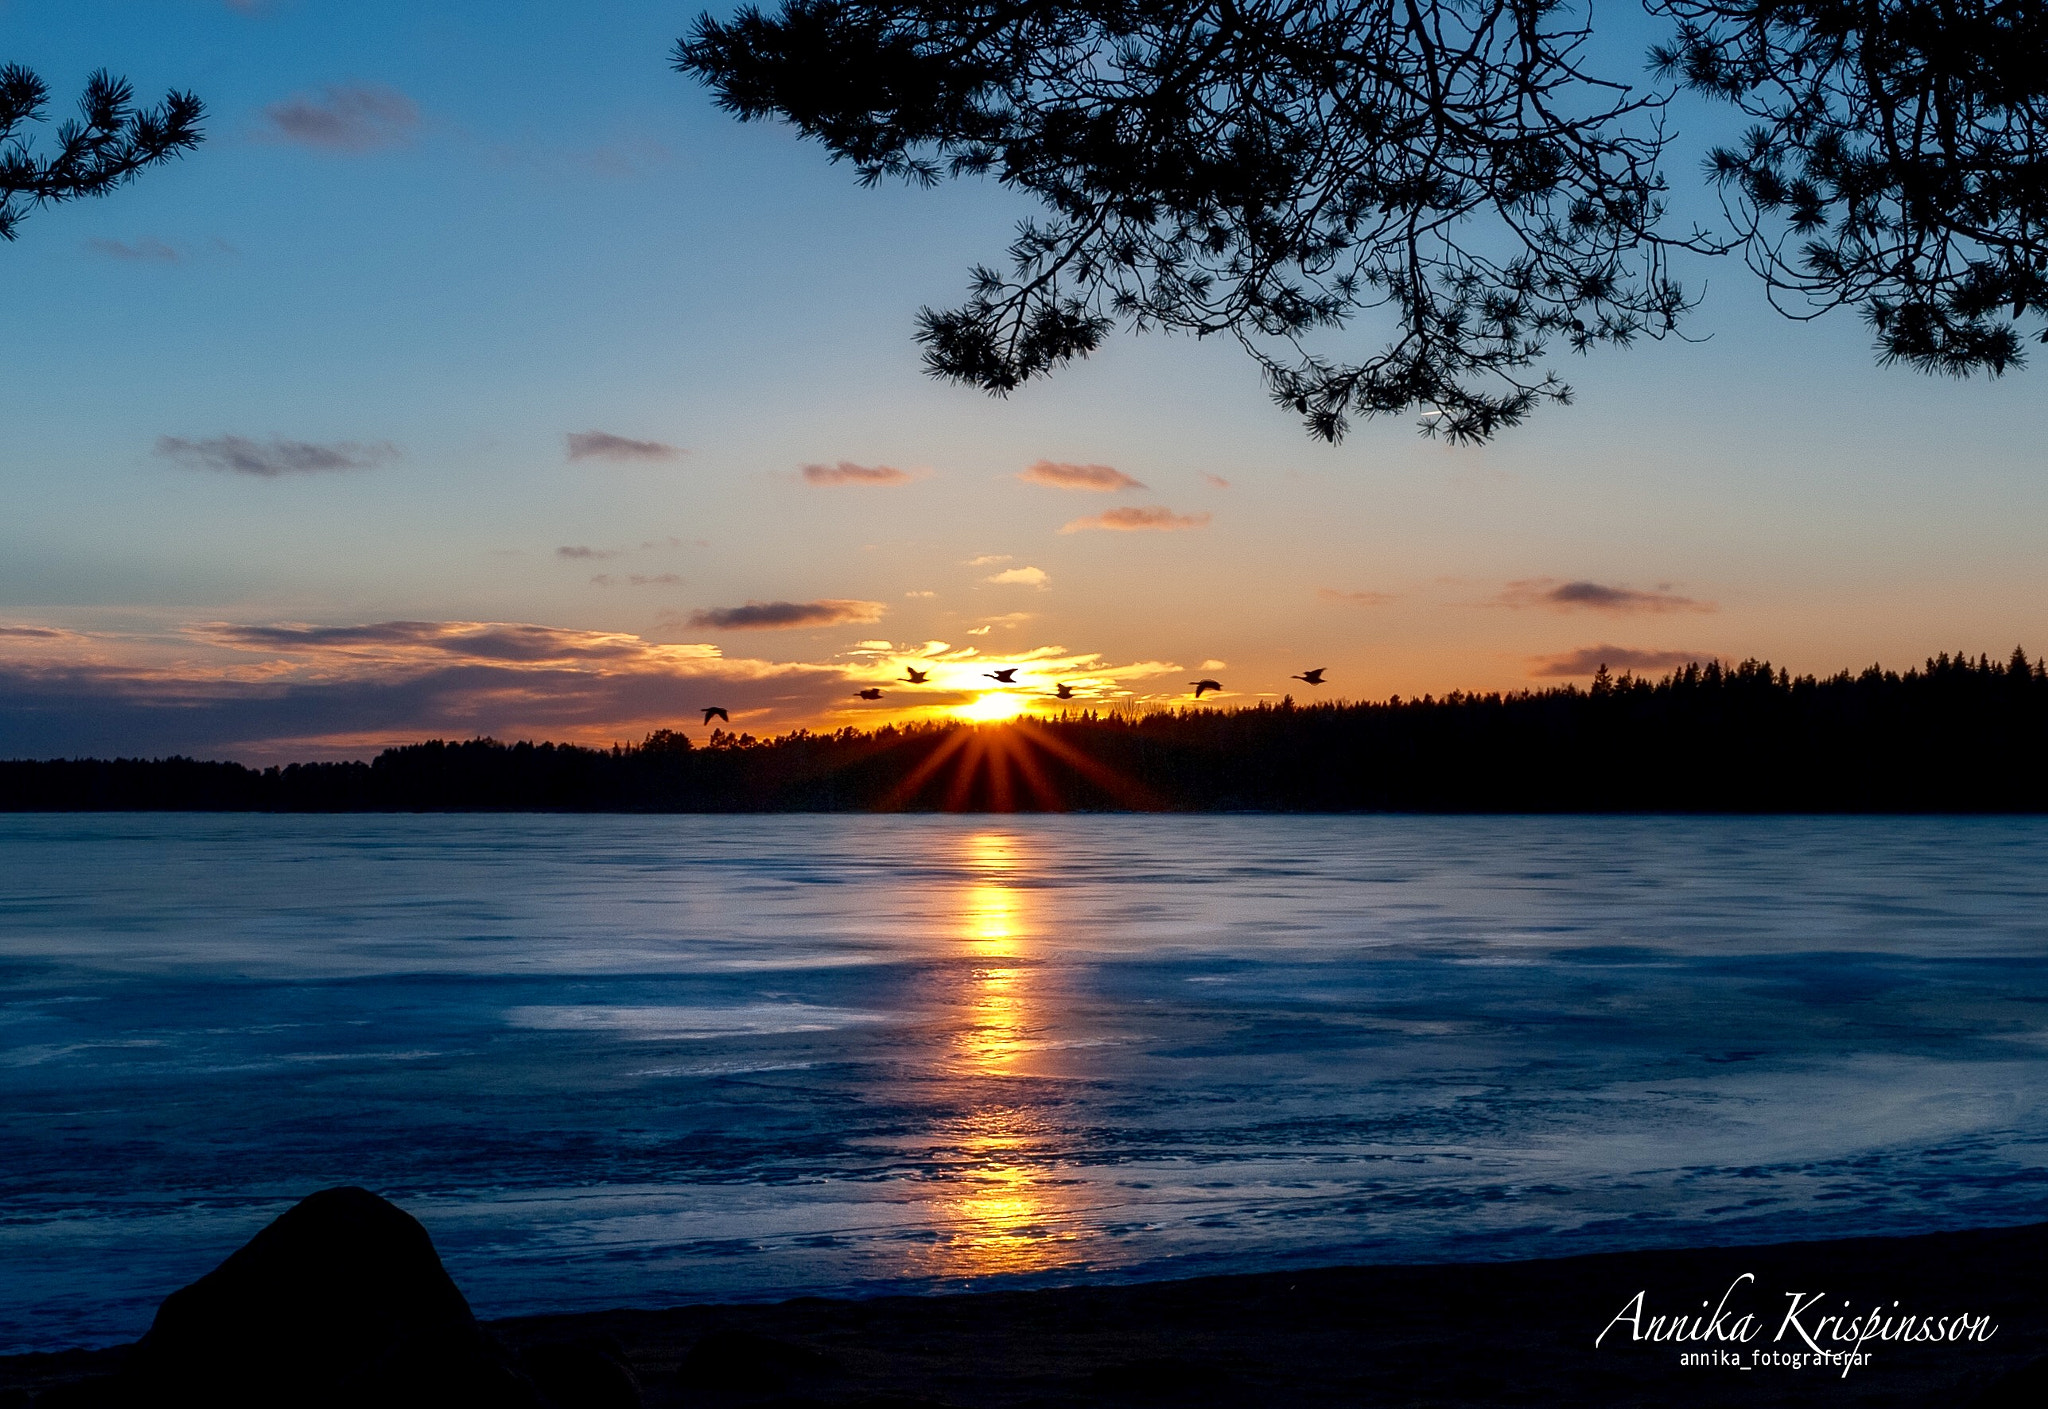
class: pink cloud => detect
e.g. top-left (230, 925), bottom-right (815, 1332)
top-left (1019, 460), bottom-right (1145, 492)
top-left (1060, 506), bottom-right (1210, 533)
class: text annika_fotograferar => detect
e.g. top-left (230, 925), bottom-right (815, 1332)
top-left (1595, 1273), bottom-right (1998, 1378)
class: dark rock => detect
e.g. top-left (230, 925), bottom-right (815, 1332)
top-left (27, 1387), bottom-right (123, 1409)
top-left (1971, 1354), bottom-right (2048, 1407)
top-left (682, 1330), bottom-right (840, 1395)
top-left (520, 1340), bottom-right (641, 1409)
top-left (117, 1186), bottom-right (544, 1408)
top-left (1086, 1356), bottom-right (1224, 1398)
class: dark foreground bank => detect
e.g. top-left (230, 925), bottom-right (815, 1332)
top-left (1, 1189), bottom-right (2041, 1409)
top-left (8, 650), bottom-right (2048, 812)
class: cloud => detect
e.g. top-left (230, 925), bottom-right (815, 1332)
top-left (0, 626), bottom-right (73, 640)
top-left (85, 237), bottom-right (178, 262)
top-left (1199, 659), bottom-right (1227, 671)
top-left (0, 619), bottom-right (1203, 761)
top-left (192, 619), bottom-right (700, 666)
top-left (802, 461), bottom-right (914, 485)
top-left (566, 430), bottom-right (682, 463)
top-left (1019, 460), bottom-right (1146, 492)
top-left (985, 566), bottom-right (1049, 587)
top-left (1203, 473), bottom-right (1231, 489)
top-left (262, 84), bottom-right (420, 152)
top-left (1060, 506), bottom-right (1211, 533)
top-left (1528, 645), bottom-right (1706, 678)
top-left (556, 545), bottom-right (619, 560)
top-left (966, 554), bottom-right (1011, 566)
top-left (155, 435), bottom-right (399, 477)
top-left (0, 620), bottom-right (841, 762)
top-left (1498, 578), bottom-right (1714, 614)
top-left (683, 600), bottom-right (886, 631)
top-left (905, 589), bottom-right (937, 598)
top-left (1319, 588), bottom-right (1397, 606)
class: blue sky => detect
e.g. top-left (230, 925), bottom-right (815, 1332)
top-left (4, 0), bottom-right (2046, 759)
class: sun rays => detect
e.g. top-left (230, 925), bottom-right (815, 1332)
top-left (875, 718), bottom-right (1158, 811)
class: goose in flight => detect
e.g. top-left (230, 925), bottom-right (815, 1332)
top-left (700, 707), bottom-right (729, 725)
top-left (1054, 683), bottom-right (1075, 700)
top-left (1192, 679), bottom-right (1222, 698)
top-left (855, 688), bottom-right (884, 700)
top-left (1292, 668), bottom-right (1327, 687)
top-left (985, 668), bottom-right (1018, 684)
top-left (903, 667), bottom-right (929, 684)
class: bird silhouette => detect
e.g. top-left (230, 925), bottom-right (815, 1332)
top-left (985, 668), bottom-right (1018, 684)
top-left (1054, 683), bottom-right (1075, 700)
top-left (700, 707), bottom-right (729, 725)
top-left (1292, 668), bottom-right (1327, 686)
top-left (856, 688), bottom-right (884, 700)
top-left (1192, 679), bottom-right (1222, 698)
top-left (903, 667), bottom-right (929, 684)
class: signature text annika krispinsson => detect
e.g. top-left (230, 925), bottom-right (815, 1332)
top-left (1594, 1273), bottom-right (1997, 1378)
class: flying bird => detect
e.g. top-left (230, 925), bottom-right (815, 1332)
top-left (700, 707), bottom-right (729, 725)
top-left (856, 688), bottom-right (884, 700)
top-left (1054, 683), bottom-right (1075, 699)
top-left (985, 668), bottom-right (1018, 684)
top-left (1292, 668), bottom-right (1327, 686)
top-left (1192, 680), bottom-right (1222, 698)
top-left (903, 667), bottom-right (929, 684)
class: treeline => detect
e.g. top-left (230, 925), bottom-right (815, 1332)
top-left (6, 651), bottom-right (2048, 812)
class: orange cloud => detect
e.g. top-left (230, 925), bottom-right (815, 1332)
top-left (1060, 506), bottom-right (1211, 533)
top-left (1019, 460), bottom-right (1145, 492)
top-left (802, 461), bottom-right (914, 485)
top-left (0, 618), bottom-right (1190, 761)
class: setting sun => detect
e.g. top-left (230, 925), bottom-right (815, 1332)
top-left (953, 692), bottom-right (1031, 723)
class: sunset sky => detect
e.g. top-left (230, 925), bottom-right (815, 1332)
top-left (5, 0), bottom-right (2048, 762)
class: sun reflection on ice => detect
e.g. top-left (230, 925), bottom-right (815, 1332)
top-left (914, 830), bottom-right (1089, 1280)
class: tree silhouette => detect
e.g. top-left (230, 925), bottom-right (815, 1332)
top-left (677, 0), bottom-right (1711, 444)
top-left (0, 66), bottom-right (204, 244)
top-left (677, 1), bottom-right (2048, 440)
top-left (9, 648), bottom-right (2048, 811)
top-left (1652, 0), bottom-right (2048, 376)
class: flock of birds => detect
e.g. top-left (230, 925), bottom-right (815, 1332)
top-left (697, 667), bottom-right (1327, 727)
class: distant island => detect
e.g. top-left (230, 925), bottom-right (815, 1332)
top-left (5, 651), bottom-right (2047, 812)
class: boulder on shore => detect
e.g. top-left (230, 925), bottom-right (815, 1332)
top-left (117, 1186), bottom-right (546, 1408)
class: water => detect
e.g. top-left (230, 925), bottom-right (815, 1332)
top-left (3, 813), bottom-right (2046, 1354)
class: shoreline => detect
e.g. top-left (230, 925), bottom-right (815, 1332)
top-left (7, 1221), bottom-right (2041, 1406)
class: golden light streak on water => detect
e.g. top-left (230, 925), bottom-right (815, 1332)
top-left (917, 830), bottom-right (1088, 1279)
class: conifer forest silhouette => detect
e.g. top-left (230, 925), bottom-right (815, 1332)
top-left (7, 650), bottom-right (2048, 812)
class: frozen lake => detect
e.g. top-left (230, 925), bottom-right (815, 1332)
top-left (3, 813), bottom-right (2046, 1352)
